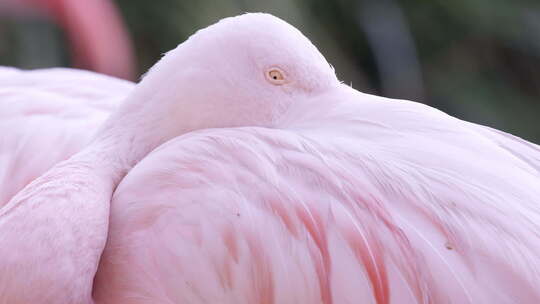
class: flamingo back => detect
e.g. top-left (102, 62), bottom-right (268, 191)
top-left (0, 67), bottom-right (134, 206)
top-left (94, 96), bottom-right (540, 303)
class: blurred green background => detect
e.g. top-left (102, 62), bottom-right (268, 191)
top-left (1, 0), bottom-right (539, 142)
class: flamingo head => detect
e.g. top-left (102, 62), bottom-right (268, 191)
top-left (97, 13), bottom-right (343, 168)
top-left (122, 13), bottom-right (340, 135)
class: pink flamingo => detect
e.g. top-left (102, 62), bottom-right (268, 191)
top-left (1, 13), bottom-right (540, 304)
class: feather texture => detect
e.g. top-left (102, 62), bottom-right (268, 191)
top-left (94, 94), bottom-right (540, 303)
top-left (0, 67), bottom-right (133, 206)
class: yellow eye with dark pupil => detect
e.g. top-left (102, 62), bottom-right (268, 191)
top-left (266, 68), bottom-right (286, 85)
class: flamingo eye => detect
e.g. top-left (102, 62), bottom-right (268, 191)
top-left (266, 68), bottom-right (286, 85)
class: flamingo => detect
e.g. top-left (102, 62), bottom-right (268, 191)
top-left (1, 13), bottom-right (540, 304)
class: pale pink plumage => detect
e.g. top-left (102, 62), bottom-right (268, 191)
top-left (0, 67), bottom-right (133, 207)
top-left (1, 13), bottom-right (540, 304)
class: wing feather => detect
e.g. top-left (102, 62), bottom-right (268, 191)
top-left (0, 67), bottom-right (134, 206)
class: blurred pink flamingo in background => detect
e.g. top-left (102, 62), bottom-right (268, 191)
top-left (0, 0), bottom-right (135, 79)
top-left (1, 13), bottom-right (540, 304)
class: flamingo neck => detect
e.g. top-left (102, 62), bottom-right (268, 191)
top-left (85, 107), bottom-right (169, 184)
top-left (79, 135), bottom-right (158, 187)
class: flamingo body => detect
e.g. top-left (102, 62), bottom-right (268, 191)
top-left (93, 91), bottom-right (540, 303)
top-left (0, 67), bottom-right (133, 207)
